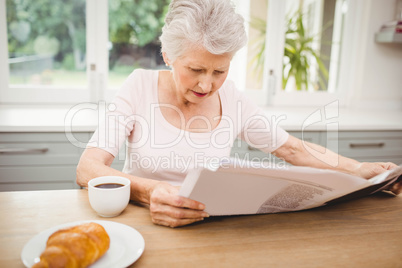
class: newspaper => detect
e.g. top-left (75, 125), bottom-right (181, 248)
top-left (179, 160), bottom-right (402, 216)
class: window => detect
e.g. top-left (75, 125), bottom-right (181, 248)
top-left (0, 0), bottom-right (169, 104)
top-left (1, 0), bottom-right (89, 103)
top-left (233, 0), bottom-right (363, 107)
top-left (108, 0), bottom-right (168, 90)
top-left (0, 0), bottom-right (367, 106)
top-left (6, 0), bottom-right (87, 88)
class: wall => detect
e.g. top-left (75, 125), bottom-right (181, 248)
top-left (350, 0), bottom-right (402, 110)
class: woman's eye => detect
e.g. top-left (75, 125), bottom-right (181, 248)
top-left (214, 70), bottom-right (225, 74)
top-left (191, 68), bottom-right (202, 72)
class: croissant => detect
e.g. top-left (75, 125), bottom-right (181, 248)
top-left (32, 222), bottom-right (110, 268)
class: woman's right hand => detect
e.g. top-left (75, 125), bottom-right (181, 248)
top-left (149, 182), bottom-right (209, 227)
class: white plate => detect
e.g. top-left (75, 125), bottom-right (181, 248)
top-left (21, 220), bottom-right (145, 268)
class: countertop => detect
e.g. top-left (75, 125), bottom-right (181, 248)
top-left (0, 104), bottom-right (401, 132)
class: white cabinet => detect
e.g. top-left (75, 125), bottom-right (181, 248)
top-left (0, 132), bottom-right (124, 191)
top-left (1, 130), bottom-right (401, 191)
top-left (326, 131), bottom-right (402, 164)
top-left (231, 130), bottom-right (402, 165)
top-left (230, 131), bottom-right (322, 165)
top-left (0, 132), bottom-right (88, 191)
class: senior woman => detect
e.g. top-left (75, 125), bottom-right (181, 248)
top-left (77, 0), bottom-right (401, 227)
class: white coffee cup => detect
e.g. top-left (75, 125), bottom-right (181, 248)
top-left (88, 176), bottom-right (131, 217)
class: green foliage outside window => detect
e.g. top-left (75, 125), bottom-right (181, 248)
top-left (249, 9), bottom-right (330, 91)
top-left (109, 0), bottom-right (169, 47)
top-left (6, 0), bottom-right (170, 72)
top-left (6, 0), bottom-right (86, 70)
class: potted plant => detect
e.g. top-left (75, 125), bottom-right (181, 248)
top-left (249, 9), bottom-right (330, 91)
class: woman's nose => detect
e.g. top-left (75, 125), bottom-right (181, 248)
top-left (198, 76), bottom-right (212, 92)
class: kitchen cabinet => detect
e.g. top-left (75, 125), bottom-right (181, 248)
top-left (230, 131), bottom-right (321, 165)
top-left (233, 130), bottom-right (402, 165)
top-left (0, 132), bottom-right (124, 191)
top-left (1, 130), bottom-right (401, 191)
top-left (326, 130), bottom-right (402, 163)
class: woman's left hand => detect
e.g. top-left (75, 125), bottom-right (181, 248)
top-left (355, 162), bottom-right (401, 195)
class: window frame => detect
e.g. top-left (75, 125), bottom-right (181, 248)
top-left (0, 0), bottom-right (110, 104)
top-left (0, 0), bottom-right (10, 103)
top-left (235, 0), bottom-right (370, 108)
top-left (0, 0), bottom-right (370, 107)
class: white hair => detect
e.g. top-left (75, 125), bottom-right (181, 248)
top-left (160, 0), bottom-right (247, 63)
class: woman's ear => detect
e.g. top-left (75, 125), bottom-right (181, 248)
top-left (162, 52), bottom-right (170, 66)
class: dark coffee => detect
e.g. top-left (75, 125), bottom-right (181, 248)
top-left (95, 183), bottom-right (125, 189)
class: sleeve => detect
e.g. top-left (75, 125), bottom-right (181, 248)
top-left (87, 70), bottom-right (142, 157)
top-left (224, 81), bottom-right (289, 153)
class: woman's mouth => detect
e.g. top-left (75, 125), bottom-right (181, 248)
top-left (192, 91), bottom-right (208, 97)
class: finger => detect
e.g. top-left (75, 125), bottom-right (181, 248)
top-left (389, 181), bottom-right (402, 195)
top-left (153, 191), bottom-right (205, 210)
top-left (151, 215), bottom-right (205, 228)
top-left (167, 206), bottom-right (209, 219)
top-left (380, 162), bottom-right (398, 170)
top-left (150, 202), bottom-right (209, 221)
top-left (170, 195), bottom-right (206, 210)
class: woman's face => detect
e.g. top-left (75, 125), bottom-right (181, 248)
top-left (168, 47), bottom-right (233, 105)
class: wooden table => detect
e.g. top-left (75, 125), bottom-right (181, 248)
top-left (0, 190), bottom-right (401, 268)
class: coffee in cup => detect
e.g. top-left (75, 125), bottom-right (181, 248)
top-left (88, 176), bottom-right (131, 217)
